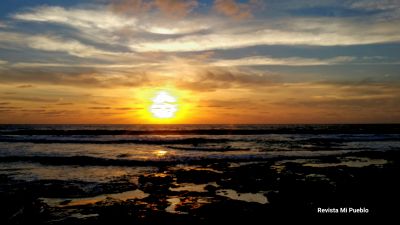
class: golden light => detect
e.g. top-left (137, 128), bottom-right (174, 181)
top-left (154, 150), bottom-right (168, 157)
top-left (150, 91), bottom-right (177, 119)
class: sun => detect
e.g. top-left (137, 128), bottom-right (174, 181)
top-left (150, 91), bottom-right (178, 119)
top-left (132, 87), bottom-right (193, 123)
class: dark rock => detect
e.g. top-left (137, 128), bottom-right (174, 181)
top-left (138, 173), bottom-right (173, 194)
top-left (175, 169), bottom-right (221, 184)
top-left (218, 163), bottom-right (278, 192)
top-left (204, 185), bottom-right (217, 194)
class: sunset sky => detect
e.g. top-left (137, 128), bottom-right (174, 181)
top-left (0, 0), bottom-right (399, 124)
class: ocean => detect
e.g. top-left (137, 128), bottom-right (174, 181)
top-left (1, 124), bottom-right (399, 223)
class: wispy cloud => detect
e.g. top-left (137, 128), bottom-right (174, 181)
top-left (11, 5), bottom-right (400, 54)
top-left (277, 82), bottom-right (400, 110)
top-left (0, 67), bottom-right (153, 88)
top-left (16, 84), bottom-right (33, 88)
top-left (153, 0), bottom-right (198, 17)
top-left (12, 6), bottom-right (138, 45)
top-left (56, 102), bottom-right (74, 106)
top-left (11, 62), bottom-right (161, 69)
top-left (114, 107), bottom-right (141, 110)
top-left (176, 67), bottom-right (280, 91)
top-left (4, 96), bottom-right (61, 103)
top-left (213, 0), bottom-right (259, 19)
top-left (350, 0), bottom-right (400, 11)
top-left (13, 6), bottom-right (137, 31)
top-left (350, 0), bottom-right (400, 20)
top-left (88, 107), bottom-right (111, 110)
top-left (27, 35), bottom-right (114, 58)
top-left (128, 17), bottom-right (400, 52)
top-left (110, 0), bottom-right (198, 17)
top-left (212, 56), bottom-right (355, 66)
top-left (0, 31), bottom-right (122, 58)
top-left (110, 0), bottom-right (153, 14)
top-left (0, 60), bottom-right (7, 71)
top-left (13, 5), bottom-right (207, 37)
top-left (0, 21), bottom-right (7, 28)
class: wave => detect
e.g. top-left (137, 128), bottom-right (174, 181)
top-left (1, 149), bottom-right (395, 167)
top-left (0, 155), bottom-right (266, 166)
top-left (1, 124), bottom-right (399, 135)
top-left (165, 145), bottom-right (250, 152)
top-left (0, 135), bottom-right (398, 144)
top-left (0, 137), bottom-right (230, 144)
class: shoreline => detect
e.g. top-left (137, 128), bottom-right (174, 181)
top-left (1, 149), bottom-right (399, 224)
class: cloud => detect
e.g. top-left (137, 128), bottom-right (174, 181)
top-left (27, 35), bottom-right (115, 58)
top-left (13, 109), bottom-right (79, 117)
top-left (281, 96), bottom-right (399, 111)
top-left (0, 60), bottom-right (7, 70)
top-left (0, 32), bottom-right (25, 50)
top-left (128, 18), bottom-right (400, 52)
top-left (56, 102), bottom-right (74, 105)
top-left (286, 94), bottom-right (399, 109)
top-left (198, 99), bottom-right (254, 109)
top-left (213, 0), bottom-right (257, 19)
top-left (0, 31), bottom-right (120, 58)
top-left (11, 62), bottom-right (161, 69)
top-left (17, 84), bottom-right (33, 88)
top-left (114, 107), bottom-right (141, 110)
top-left (176, 67), bottom-right (280, 91)
top-left (2, 52), bottom-right (393, 92)
top-left (4, 96), bottom-right (61, 103)
top-left (13, 6), bottom-right (137, 31)
top-left (88, 107), bottom-right (111, 110)
top-left (12, 6), bottom-right (138, 45)
top-left (11, 5), bottom-right (400, 54)
top-left (0, 67), bottom-right (152, 88)
top-left (114, 107), bottom-right (130, 110)
top-left (251, 81), bottom-right (400, 122)
top-left (318, 81), bottom-right (400, 97)
top-left (37, 110), bottom-right (78, 117)
top-left (140, 19), bottom-right (210, 34)
top-left (12, 5), bottom-right (208, 40)
top-left (0, 106), bottom-right (21, 109)
top-left (110, 0), bottom-right (153, 14)
top-left (154, 0), bottom-right (198, 17)
top-left (350, 0), bottom-right (400, 11)
top-left (350, 0), bottom-right (400, 20)
top-left (0, 20), bottom-right (8, 29)
top-left (212, 56), bottom-right (355, 66)
top-left (0, 60), bottom-right (7, 66)
top-left (110, 0), bottom-right (198, 17)
top-left (12, 4), bottom-right (201, 37)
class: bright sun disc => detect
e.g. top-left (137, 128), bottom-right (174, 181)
top-left (150, 91), bottom-right (178, 119)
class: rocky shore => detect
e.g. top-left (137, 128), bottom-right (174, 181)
top-left (1, 150), bottom-right (399, 224)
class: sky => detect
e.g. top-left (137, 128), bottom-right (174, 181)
top-left (0, 0), bottom-right (400, 124)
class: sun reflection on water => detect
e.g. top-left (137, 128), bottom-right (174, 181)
top-left (154, 150), bottom-right (168, 157)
